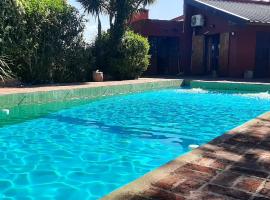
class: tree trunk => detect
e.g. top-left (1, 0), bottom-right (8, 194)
top-left (110, 0), bottom-right (128, 50)
top-left (97, 14), bottom-right (102, 40)
top-left (109, 13), bottom-right (113, 30)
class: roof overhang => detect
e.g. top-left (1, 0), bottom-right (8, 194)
top-left (186, 0), bottom-right (250, 25)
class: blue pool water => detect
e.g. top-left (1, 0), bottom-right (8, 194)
top-left (0, 88), bottom-right (270, 199)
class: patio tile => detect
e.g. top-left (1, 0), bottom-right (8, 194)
top-left (224, 134), bottom-right (259, 146)
top-left (193, 156), bottom-right (234, 170)
top-left (260, 144), bottom-right (270, 152)
top-left (173, 167), bottom-right (213, 182)
top-left (203, 184), bottom-right (252, 200)
top-left (117, 195), bottom-right (151, 200)
top-left (152, 174), bottom-right (185, 190)
top-left (253, 196), bottom-right (270, 200)
top-left (211, 171), bottom-right (241, 187)
top-left (142, 187), bottom-right (186, 200)
top-left (259, 181), bottom-right (270, 197)
top-left (180, 163), bottom-right (219, 176)
top-left (189, 191), bottom-right (236, 200)
top-left (171, 178), bottom-right (205, 195)
top-left (234, 176), bottom-right (263, 193)
top-left (210, 159), bottom-right (233, 170)
top-left (229, 166), bottom-right (269, 178)
top-left (129, 195), bottom-right (151, 200)
top-left (233, 153), bottom-right (266, 172)
top-left (200, 148), bottom-right (243, 163)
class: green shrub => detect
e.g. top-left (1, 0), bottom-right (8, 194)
top-left (52, 44), bottom-right (94, 83)
top-left (114, 31), bottom-right (150, 80)
top-left (93, 32), bottom-right (111, 73)
top-left (94, 30), bottom-right (150, 80)
top-left (0, 0), bottom-right (93, 84)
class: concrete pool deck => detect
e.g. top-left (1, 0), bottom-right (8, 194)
top-left (103, 112), bottom-right (270, 200)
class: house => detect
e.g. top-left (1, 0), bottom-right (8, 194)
top-left (131, 0), bottom-right (270, 78)
top-left (130, 10), bottom-right (184, 75)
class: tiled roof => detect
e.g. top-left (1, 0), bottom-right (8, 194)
top-left (192, 0), bottom-right (270, 24)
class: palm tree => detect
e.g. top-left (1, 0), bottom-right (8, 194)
top-left (76, 0), bottom-right (105, 40)
top-left (76, 0), bottom-right (156, 40)
top-left (133, 0), bottom-right (157, 12)
top-left (111, 0), bottom-right (157, 43)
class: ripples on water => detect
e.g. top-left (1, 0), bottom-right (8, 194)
top-left (0, 88), bottom-right (269, 199)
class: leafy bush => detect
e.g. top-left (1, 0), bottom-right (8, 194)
top-left (110, 31), bottom-right (150, 80)
top-left (94, 31), bottom-right (150, 80)
top-left (52, 44), bottom-right (94, 83)
top-left (0, 0), bottom-right (93, 84)
top-left (93, 32), bottom-right (111, 73)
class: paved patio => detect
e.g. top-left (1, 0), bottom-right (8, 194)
top-left (103, 112), bottom-right (270, 200)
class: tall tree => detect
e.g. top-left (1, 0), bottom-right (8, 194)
top-left (78, 0), bottom-right (156, 73)
top-left (110, 0), bottom-right (157, 44)
top-left (77, 0), bottom-right (105, 40)
top-left (77, 0), bottom-right (156, 42)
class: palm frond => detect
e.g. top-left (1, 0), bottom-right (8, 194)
top-left (76, 0), bottom-right (105, 16)
top-left (0, 56), bottom-right (14, 82)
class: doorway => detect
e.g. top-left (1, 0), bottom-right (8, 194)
top-left (148, 36), bottom-right (181, 75)
top-left (205, 34), bottom-right (220, 75)
top-left (255, 32), bottom-right (270, 78)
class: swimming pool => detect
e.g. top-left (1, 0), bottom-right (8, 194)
top-left (0, 88), bottom-right (269, 199)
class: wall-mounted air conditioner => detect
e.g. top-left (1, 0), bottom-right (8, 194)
top-left (191, 14), bottom-right (204, 27)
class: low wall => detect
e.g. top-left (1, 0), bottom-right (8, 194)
top-left (0, 79), bottom-right (183, 109)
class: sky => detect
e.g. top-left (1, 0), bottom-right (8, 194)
top-left (67, 0), bottom-right (184, 42)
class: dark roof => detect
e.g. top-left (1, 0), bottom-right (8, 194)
top-left (190, 0), bottom-right (270, 24)
top-left (171, 15), bottom-right (185, 21)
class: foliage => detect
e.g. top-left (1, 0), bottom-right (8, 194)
top-left (52, 43), bottom-right (94, 83)
top-left (111, 31), bottom-right (150, 80)
top-left (76, 0), bottom-right (104, 38)
top-left (0, 0), bottom-right (93, 84)
top-left (79, 0), bottom-right (155, 80)
top-left (110, 0), bottom-right (157, 43)
top-left (95, 31), bottom-right (150, 80)
top-left (92, 31), bottom-right (111, 73)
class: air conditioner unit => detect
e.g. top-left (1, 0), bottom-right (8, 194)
top-left (191, 14), bottom-right (204, 27)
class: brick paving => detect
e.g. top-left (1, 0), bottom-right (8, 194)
top-left (103, 113), bottom-right (270, 200)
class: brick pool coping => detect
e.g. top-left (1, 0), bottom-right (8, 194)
top-left (0, 78), bottom-right (183, 108)
top-left (0, 78), bottom-right (180, 95)
top-left (102, 112), bottom-right (270, 200)
top-left (2, 78), bottom-right (270, 96)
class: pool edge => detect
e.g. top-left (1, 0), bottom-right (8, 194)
top-left (0, 79), bottom-right (184, 108)
top-left (2, 78), bottom-right (270, 108)
top-left (101, 111), bottom-right (270, 200)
